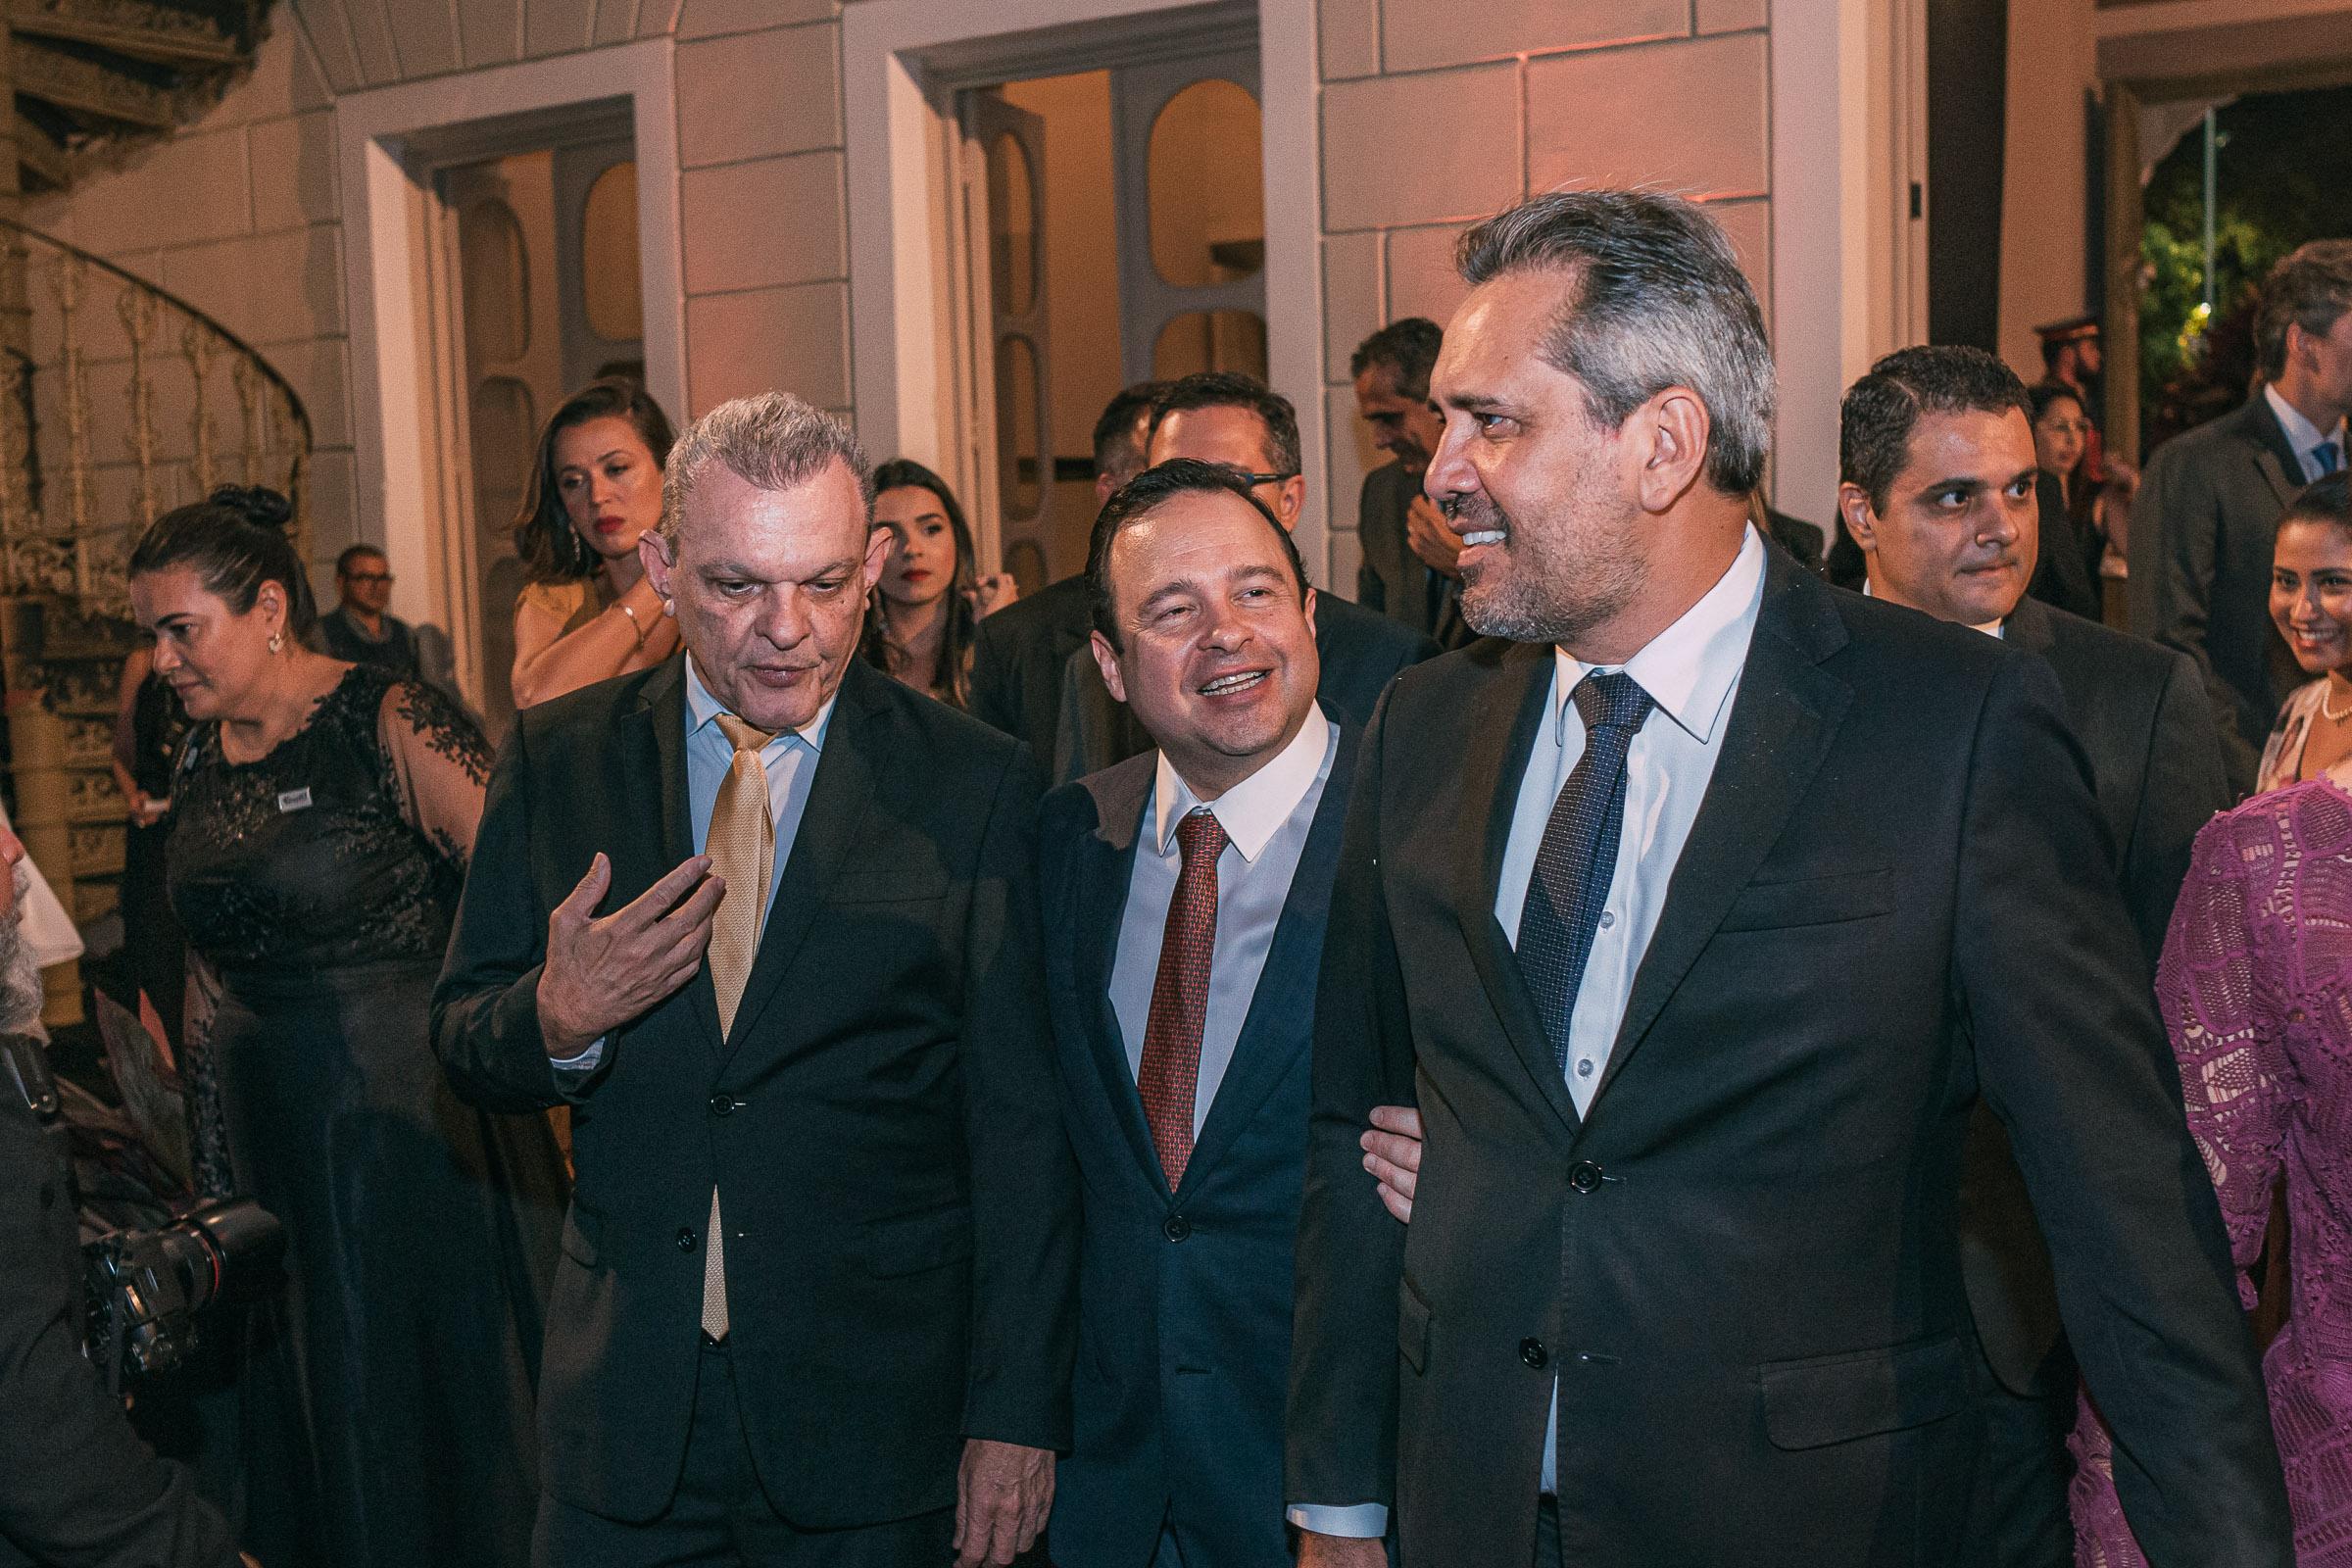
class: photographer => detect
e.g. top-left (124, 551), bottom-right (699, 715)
top-left (0, 819), bottom-right (243, 1568)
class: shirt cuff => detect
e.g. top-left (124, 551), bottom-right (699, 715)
top-left (549, 1035), bottom-right (607, 1075)
top-left (1287, 1503), bottom-right (1388, 1538)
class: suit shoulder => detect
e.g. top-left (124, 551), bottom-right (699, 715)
top-left (1819, 585), bottom-right (2023, 696)
top-left (884, 680), bottom-right (1030, 772)
top-left (1319, 592), bottom-right (1438, 658)
top-left (976, 574), bottom-right (1091, 650)
top-left (512, 662), bottom-right (661, 750)
top-left (2039, 607), bottom-right (2194, 697)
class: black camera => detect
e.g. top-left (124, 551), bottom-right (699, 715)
top-left (83, 1198), bottom-right (283, 1385)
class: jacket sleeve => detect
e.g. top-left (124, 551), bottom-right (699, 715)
top-left (1957, 654), bottom-right (2290, 1565)
top-left (2129, 446), bottom-right (2258, 790)
top-left (957, 744), bottom-right (1078, 1451)
top-left (430, 715), bottom-right (573, 1113)
top-left (964, 614), bottom-right (1022, 742)
top-left (1286, 698), bottom-right (1417, 1514)
top-left (2118, 650), bottom-right (2230, 968)
top-left (0, 1096), bottom-right (238, 1568)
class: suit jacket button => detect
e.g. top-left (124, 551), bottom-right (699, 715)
top-left (1568, 1160), bottom-right (1604, 1194)
top-left (1520, 1338), bottom-right (1549, 1369)
top-left (1163, 1214), bottom-right (1192, 1242)
top-left (676, 1227), bottom-right (698, 1252)
top-left (710, 1094), bottom-right (736, 1117)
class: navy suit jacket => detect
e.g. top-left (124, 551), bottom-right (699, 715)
top-left (1041, 731), bottom-right (1356, 1567)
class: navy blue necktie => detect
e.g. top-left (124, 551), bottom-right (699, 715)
top-left (1516, 670), bottom-right (1655, 1073)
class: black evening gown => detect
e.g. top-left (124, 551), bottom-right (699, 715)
top-left (168, 663), bottom-right (564, 1568)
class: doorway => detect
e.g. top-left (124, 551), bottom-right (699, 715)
top-left (434, 126), bottom-right (646, 735)
top-left (956, 50), bottom-right (1268, 589)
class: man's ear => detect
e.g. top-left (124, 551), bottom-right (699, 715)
top-left (638, 530), bottom-right (674, 599)
top-left (862, 525), bottom-right (894, 589)
top-left (1274, 474), bottom-right (1307, 529)
top-left (1632, 389), bottom-right (1710, 514)
top-left (1089, 628), bottom-right (1127, 705)
top-left (1837, 484), bottom-right (1880, 553)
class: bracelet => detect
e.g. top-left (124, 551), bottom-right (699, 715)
top-left (617, 599), bottom-right (647, 647)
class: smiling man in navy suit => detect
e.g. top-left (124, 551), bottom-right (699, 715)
top-left (1040, 460), bottom-right (1358, 1566)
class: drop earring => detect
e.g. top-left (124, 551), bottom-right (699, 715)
top-left (268, 632), bottom-right (283, 654)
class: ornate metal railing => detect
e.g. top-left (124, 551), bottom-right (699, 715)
top-left (0, 216), bottom-right (310, 1013)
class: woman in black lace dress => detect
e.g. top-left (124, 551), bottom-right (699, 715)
top-left (128, 487), bottom-right (564, 1568)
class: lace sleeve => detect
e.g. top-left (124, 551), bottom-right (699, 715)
top-left (2162, 805), bottom-right (2291, 1298)
top-left (377, 678), bottom-right (491, 871)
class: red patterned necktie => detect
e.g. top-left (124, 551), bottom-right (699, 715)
top-left (1137, 808), bottom-right (1229, 1191)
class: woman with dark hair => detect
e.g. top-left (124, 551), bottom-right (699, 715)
top-left (509, 378), bottom-right (681, 709)
top-left (129, 486), bottom-right (563, 1568)
top-left (859, 459), bottom-right (1016, 706)
top-left (2258, 473), bottom-right (2352, 793)
top-left (2029, 379), bottom-right (2095, 515)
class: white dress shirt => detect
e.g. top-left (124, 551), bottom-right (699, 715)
top-left (1108, 706), bottom-right (1336, 1135)
top-left (550, 657), bottom-right (834, 1072)
top-left (2266, 382), bottom-right (2348, 483)
top-left (1290, 527), bottom-right (1768, 1540)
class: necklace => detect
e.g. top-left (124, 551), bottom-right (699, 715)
top-left (2325, 683), bottom-right (2352, 723)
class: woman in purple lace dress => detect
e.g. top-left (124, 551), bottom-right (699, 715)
top-left (2069, 773), bottom-right (2352, 1565)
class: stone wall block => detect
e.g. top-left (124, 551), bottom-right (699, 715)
top-left (1382, 0), bottom-right (1686, 75)
top-left (1527, 32), bottom-right (1768, 200)
top-left (686, 281), bottom-right (849, 414)
top-left (677, 24), bottom-right (842, 167)
top-left (1322, 63), bottom-right (1518, 232)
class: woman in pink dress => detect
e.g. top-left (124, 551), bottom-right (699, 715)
top-left (2069, 770), bottom-right (2352, 1565)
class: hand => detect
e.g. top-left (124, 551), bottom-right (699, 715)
top-left (1298, 1531), bottom-right (1388, 1567)
top-left (955, 1439), bottom-right (1054, 1567)
top-left (534, 853), bottom-right (724, 1057)
top-left (1404, 494), bottom-right (1466, 577)
top-left (969, 572), bottom-right (1021, 616)
top-left (1362, 1104), bottom-right (1423, 1223)
top-left (126, 789), bottom-right (169, 828)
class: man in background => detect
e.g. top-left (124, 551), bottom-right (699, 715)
top-left (317, 545), bottom-right (463, 697)
top-left (2135, 240), bottom-right (2352, 788)
top-left (1351, 320), bottom-right (1472, 650)
top-left (969, 382), bottom-right (1166, 768)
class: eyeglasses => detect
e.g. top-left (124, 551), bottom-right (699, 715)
top-left (1236, 471), bottom-right (1298, 488)
top-left (344, 571), bottom-right (393, 584)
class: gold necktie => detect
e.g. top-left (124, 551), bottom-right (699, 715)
top-left (701, 712), bottom-right (775, 1341)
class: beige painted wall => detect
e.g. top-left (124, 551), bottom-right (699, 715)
top-left (1314, 1), bottom-right (1774, 586)
top-left (1997, 0), bottom-right (2098, 383)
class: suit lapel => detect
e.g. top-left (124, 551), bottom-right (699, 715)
top-left (2245, 395), bottom-right (2306, 508)
top-left (1585, 559), bottom-right (1851, 1121)
top-left (1451, 642), bottom-right (1585, 1137)
top-left (1072, 757), bottom-right (1165, 1192)
top-left (636, 660), bottom-right (725, 1057)
top-left (717, 662), bottom-right (886, 1066)
top-left (1181, 728), bottom-right (1358, 1191)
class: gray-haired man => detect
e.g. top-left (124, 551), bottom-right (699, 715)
top-left (434, 392), bottom-right (1076, 1568)
top-left (1284, 191), bottom-right (2287, 1566)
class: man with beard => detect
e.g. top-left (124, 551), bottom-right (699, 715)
top-left (1282, 190), bottom-right (2287, 1566)
top-left (1351, 319), bottom-right (1473, 650)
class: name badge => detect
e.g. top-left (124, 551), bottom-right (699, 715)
top-left (276, 788), bottom-right (314, 813)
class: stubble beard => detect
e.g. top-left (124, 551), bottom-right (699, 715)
top-left (1456, 484), bottom-right (1648, 647)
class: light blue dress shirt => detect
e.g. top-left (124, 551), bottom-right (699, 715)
top-left (550, 656), bottom-right (834, 1072)
top-left (1288, 526), bottom-right (1766, 1542)
top-left (1107, 709), bottom-right (1336, 1136)
top-left (2266, 382), bottom-right (2348, 482)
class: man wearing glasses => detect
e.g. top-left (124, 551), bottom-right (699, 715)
top-left (318, 545), bottom-right (464, 699)
top-left (1054, 373), bottom-right (1438, 780)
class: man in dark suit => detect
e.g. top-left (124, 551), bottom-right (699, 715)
top-left (1836, 345), bottom-right (2230, 1565)
top-left (2133, 240), bottom-right (2352, 789)
top-left (432, 393), bottom-right (1075, 1568)
top-left (1285, 190), bottom-right (2287, 1567)
top-left (1351, 319), bottom-right (1473, 650)
top-left (1040, 461), bottom-right (1355, 1565)
top-left (968, 381), bottom-right (1166, 772)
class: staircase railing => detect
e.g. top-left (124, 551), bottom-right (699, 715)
top-left (0, 216), bottom-right (312, 1020)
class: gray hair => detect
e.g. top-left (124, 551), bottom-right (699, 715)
top-left (2257, 240), bottom-right (2352, 382)
top-left (660, 392), bottom-right (875, 543)
top-left (1455, 189), bottom-right (1776, 496)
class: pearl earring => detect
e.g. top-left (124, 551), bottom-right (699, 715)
top-left (268, 632), bottom-right (283, 654)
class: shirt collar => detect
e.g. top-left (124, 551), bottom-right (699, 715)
top-left (1554, 525), bottom-right (1767, 747)
top-left (1861, 574), bottom-right (2004, 638)
top-left (2265, 382), bottom-right (2348, 462)
top-left (685, 655), bottom-right (835, 753)
top-left (1151, 703), bottom-right (1331, 862)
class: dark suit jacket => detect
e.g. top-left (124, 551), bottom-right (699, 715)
top-left (431, 657), bottom-right (1077, 1528)
top-left (2027, 470), bottom-right (2103, 621)
top-left (0, 1047), bottom-right (236, 1568)
top-left (1960, 594), bottom-right (2230, 1396)
top-left (1355, 463), bottom-right (1470, 651)
top-left (2131, 392), bottom-right (2310, 791)
top-left (1055, 597), bottom-right (1434, 785)
top-left (1042, 735), bottom-right (1354, 1567)
top-left (1286, 554), bottom-right (2288, 1567)
top-left (968, 572), bottom-right (1096, 773)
